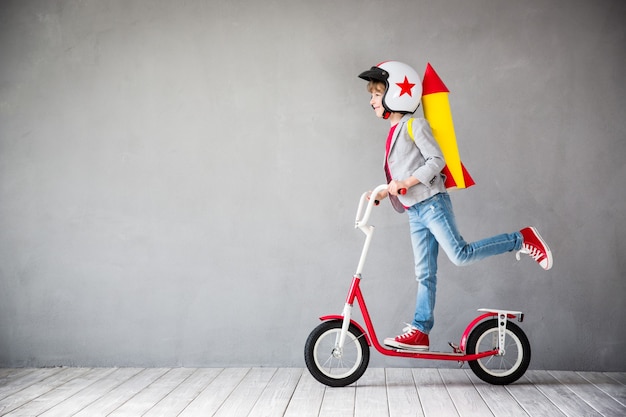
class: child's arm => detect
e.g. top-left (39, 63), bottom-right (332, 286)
top-left (388, 177), bottom-right (418, 196)
top-left (408, 118), bottom-right (446, 186)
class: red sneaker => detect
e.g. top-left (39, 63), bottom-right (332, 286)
top-left (384, 325), bottom-right (429, 351)
top-left (517, 227), bottom-right (553, 270)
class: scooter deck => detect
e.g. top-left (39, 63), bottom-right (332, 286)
top-left (390, 341), bottom-right (463, 356)
top-left (393, 349), bottom-right (464, 356)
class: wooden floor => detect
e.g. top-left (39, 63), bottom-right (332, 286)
top-left (0, 367), bottom-right (624, 416)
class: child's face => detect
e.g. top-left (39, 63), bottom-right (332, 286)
top-left (369, 88), bottom-right (386, 119)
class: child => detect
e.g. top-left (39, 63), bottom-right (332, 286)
top-left (358, 61), bottom-right (552, 351)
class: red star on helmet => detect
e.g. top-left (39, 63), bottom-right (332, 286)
top-left (396, 76), bottom-right (416, 97)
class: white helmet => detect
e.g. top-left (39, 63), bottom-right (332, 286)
top-left (358, 61), bottom-right (422, 118)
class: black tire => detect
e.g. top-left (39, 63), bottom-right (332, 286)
top-left (466, 319), bottom-right (531, 385)
top-left (304, 320), bottom-right (370, 387)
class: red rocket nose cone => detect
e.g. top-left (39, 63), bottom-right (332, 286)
top-left (422, 63), bottom-right (449, 95)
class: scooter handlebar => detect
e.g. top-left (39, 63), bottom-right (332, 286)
top-left (355, 185), bottom-right (407, 227)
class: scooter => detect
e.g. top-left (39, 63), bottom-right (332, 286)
top-left (304, 184), bottom-right (531, 386)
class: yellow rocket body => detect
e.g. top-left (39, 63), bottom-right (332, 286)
top-left (421, 63), bottom-right (474, 190)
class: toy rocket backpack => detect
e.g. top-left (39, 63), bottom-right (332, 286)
top-left (417, 63), bottom-right (475, 190)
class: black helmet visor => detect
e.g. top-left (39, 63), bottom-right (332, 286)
top-left (358, 66), bottom-right (389, 82)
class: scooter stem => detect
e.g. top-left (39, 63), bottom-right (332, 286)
top-left (354, 184), bottom-right (388, 275)
top-left (355, 184), bottom-right (388, 229)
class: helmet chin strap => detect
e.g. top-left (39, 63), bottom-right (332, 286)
top-left (372, 104), bottom-right (392, 120)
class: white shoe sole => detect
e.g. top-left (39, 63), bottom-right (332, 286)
top-left (384, 338), bottom-right (429, 351)
top-left (529, 227), bottom-right (553, 270)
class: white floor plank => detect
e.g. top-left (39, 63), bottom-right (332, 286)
top-left (318, 385), bottom-right (356, 417)
top-left (505, 376), bottom-right (567, 417)
top-left (0, 368), bottom-right (90, 416)
top-left (248, 368), bottom-right (303, 417)
top-left (39, 368), bottom-right (143, 417)
top-left (283, 371), bottom-right (325, 417)
top-left (524, 370), bottom-right (602, 417)
top-left (578, 371), bottom-right (626, 407)
top-left (177, 368), bottom-right (248, 416)
top-left (0, 368), bottom-right (64, 402)
top-left (4, 368), bottom-right (116, 417)
top-left (0, 367), bottom-right (623, 417)
top-left (107, 368), bottom-right (196, 417)
top-left (412, 368), bottom-right (460, 417)
top-left (141, 368), bottom-right (222, 417)
top-left (355, 368), bottom-right (390, 417)
top-left (385, 368), bottom-right (424, 417)
top-left (212, 367), bottom-right (277, 417)
top-left (549, 370), bottom-right (626, 417)
top-left (605, 372), bottom-right (626, 385)
top-left (465, 370), bottom-right (529, 417)
top-left (0, 370), bottom-right (18, 380)
top-left (439, 368), bottom-right (494, 417)
top-left (72, 368), bottom-right (169, 417)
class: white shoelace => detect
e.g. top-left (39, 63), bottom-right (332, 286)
top-left (515, 244), bottom-right (542, 262)
top-left (397, 324), bottom-right (419, 339)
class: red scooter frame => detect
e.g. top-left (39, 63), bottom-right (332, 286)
top-left (320, 274), bottom-right (512, 362)
top-left (304, 184), bottom-right (531, 386)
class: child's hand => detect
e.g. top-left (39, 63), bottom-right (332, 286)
top-left (367, 189), bottom-right (388, 205)
top-left (387, 180), bottom-right (406, 196)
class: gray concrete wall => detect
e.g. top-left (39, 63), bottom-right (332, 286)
top-left (1, 0), bottom-right (624, 371)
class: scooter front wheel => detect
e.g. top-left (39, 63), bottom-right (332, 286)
top-left (466, 319), bottom-right (531, 385)
top-left (304, 320), bottom-right (370, 387)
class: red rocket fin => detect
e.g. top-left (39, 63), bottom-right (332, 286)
top-left (441, 163), bottom-right (475, 189)
top-left (461, 162), bottom-right (475, 188)
top-left (441, 165), bottom-right (457, 189)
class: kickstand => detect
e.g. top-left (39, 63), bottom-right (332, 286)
top-left (448, 342), bottom-right (462, 353)
top-left (448, 342), bottom-right (465, 368)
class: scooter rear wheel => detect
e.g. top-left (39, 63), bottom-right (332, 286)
top-left (304, 320), bottom-right (370, 387)
top-left (466, 319), bottom-right (531, 385)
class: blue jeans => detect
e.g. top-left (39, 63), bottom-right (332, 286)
top-left (407, 192), bottom-right (523, 333)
